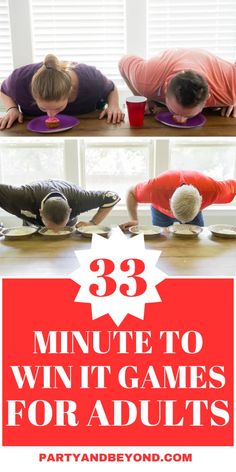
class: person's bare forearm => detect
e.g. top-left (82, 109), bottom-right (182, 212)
top-left (119, 189), bottom-right (138, 230)
top-left (0, 91), bottom-right (18, 111)
top-left (0, 92), bottom-right (23, 129)
top-left (99, 86), bottom-right (124, 124)
top-left (107, 86), bottom-right (120, 107)
top-left (127, 189), bottom-right (138, 220)
top-left (89, 206), bottom-right (113, 225)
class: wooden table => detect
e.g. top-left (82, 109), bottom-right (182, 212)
top-left (0, 228), bottom-right (235, 277)
top-left (1, 109), bottom-right (236, 137)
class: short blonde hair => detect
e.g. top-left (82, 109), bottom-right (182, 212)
top-left (31, 54), bottom-right (72, 101)
top-left (170, 185), bottom-right (202, 223)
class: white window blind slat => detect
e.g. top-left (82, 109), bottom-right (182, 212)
top-left (0, 1), bottom-right (13, 81)
top-left (31, 0), bottom-right (126, 85)
top-left (147, 0), bottom-right (236, 62)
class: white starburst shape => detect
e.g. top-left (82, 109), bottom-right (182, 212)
top-left (70, 227), bottom-right (167, 326)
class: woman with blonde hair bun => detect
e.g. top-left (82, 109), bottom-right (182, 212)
top-left (0, 53), bottom-right (124, 129)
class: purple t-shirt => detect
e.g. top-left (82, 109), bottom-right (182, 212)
top-left (1, 62), bottom-right (114, 116)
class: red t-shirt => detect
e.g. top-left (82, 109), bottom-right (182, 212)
top-left (134, 170), bottom-right (236, 217)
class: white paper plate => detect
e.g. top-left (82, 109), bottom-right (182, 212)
top-left (76, 225), bottom-right (111, 238)
top-left (208, 224), bottom-right (236, 239)
top-left (129, 225), bottom-right (162, 237)
top-left (38, 227), bottom-right (73, 239)
top-left (168, 224), bottom-right (203, 238)
top-left (2, 226), bottom-right (37, 240)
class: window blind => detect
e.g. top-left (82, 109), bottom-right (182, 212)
top-left (0, 0), bottom-right (13, 82)
top-left (31, 0), bottom-right (126, 85)
top-left (147, 0), bottom-right (236, 62)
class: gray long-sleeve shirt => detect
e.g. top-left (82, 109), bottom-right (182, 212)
top-left (0, 179), bottom-right (120, 226)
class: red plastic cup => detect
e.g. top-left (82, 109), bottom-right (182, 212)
top-left (126, 96), bottom-right (147, 127)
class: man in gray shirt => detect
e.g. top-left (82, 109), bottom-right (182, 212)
top-left (0, 179), bottom-right (120, 232)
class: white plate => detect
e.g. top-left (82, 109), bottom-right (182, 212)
top-left (2, 226), bottom-right (37, 240)
top-left (208, 224), bottom-right (236, 239)
top-left (38, 227), bottom-right (73, 239)
top-left (76, 225), bottom-right (111, 238)
top-left (129, 225), bottom-right (162, 237)
top-left (168, 224), bottom-right (203, 237)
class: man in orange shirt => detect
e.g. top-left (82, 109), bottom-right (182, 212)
top-left (119, 49), bottom-right (236, 123)
top-left (121, 170), bottom-right (236, 228)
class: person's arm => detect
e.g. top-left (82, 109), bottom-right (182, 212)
top-left (213, 179), bottom-right (236, 204)
top-left (99, 86), bottom-right (125, 124)
top-left (76, 206), bottom-right (114, 228)
top-left (120, 188), bottom-right (139, 230)
top-left (0, 183), bottom-right (25, 217)
top-left (0, 91), bottom-right (23, 129)
top-left (75, 189), bottom-right (120, 227)
top-left (118, 55), bottom-right (141, 96)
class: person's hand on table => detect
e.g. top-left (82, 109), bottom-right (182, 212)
top-left (76, 221), bottom-right (95, 228)
top-left (0, 108), bottom-right (23, 130)
top-left (99, 105), bottom-right (125, 124)
top-left (220, 106), bottom-right (236, 118)
top-left (119, 220), bottom-right (138, 231)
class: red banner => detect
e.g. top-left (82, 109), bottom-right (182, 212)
top-left (2, 278), bottom-right (233, 446)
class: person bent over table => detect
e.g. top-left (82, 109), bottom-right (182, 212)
top-left (119, 49), bottom-right (236, 124)
top-left (121, 170), bottom-right (236, 229)
top-left (0, 179), bottom-right (120, 232)
top-left (0, 53), bottom-right (124, 129)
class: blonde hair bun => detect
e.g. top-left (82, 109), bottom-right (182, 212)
top-left (44, 54), bottom-right (61, 71)
top-left (31, 54), bottom-right (72, 102)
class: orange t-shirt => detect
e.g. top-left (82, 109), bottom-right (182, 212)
top-left (119, 49), bottom-right (236, 106)
top-left (134, 170), bottom-right (236, 217)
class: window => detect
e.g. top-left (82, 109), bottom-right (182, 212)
top-left (169, 139), bottom-right (236, 180)
top-left (147, 0), bottom-right (236, 61)
top-left (0, 139), bottom-right (64, 185)
top-left (81, 139), bottom-right (153, 203)
top-left (31, 0), bottom-right (126, 85)
top-left (1, 136), bottom-right (236, 228)
top-left (0, 0), bottom-right (13, 83)
top-left (2, 0), bottom-right (236, 94)
top-left (0, 138), bottom-right (153, 200)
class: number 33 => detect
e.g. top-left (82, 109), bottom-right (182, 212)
top-left (89, 258), bottom-right (147, 297)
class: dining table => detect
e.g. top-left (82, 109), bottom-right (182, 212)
top-left (0, 227), bottom-right (235, 277)
top-left (1, 109), bottom-right (236, 137)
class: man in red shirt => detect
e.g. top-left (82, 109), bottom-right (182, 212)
top-left (119, 49), bottom-right (236, 124)
top-left (121, 170), bottom-right (236, 228)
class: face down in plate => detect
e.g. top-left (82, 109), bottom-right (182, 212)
top-left (27, 114), bottom-right (80, 134)
top-left (129, 225), bottom-right (162, 238)
top-left (38, 227), bottom-right (74, 240)
top-left (208, 224), bottom-right (236, 239)
top-left (168, 224), bottom-right (203, 238)
top-left (2, 226), bottom-right (37, 240)
top-left (155, 111), bottom-right (206, 128)
top-left (76, 225), bottom-right (111, 238)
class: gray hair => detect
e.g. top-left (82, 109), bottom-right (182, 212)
top-left (170, 185), bottom-right (202, 223)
